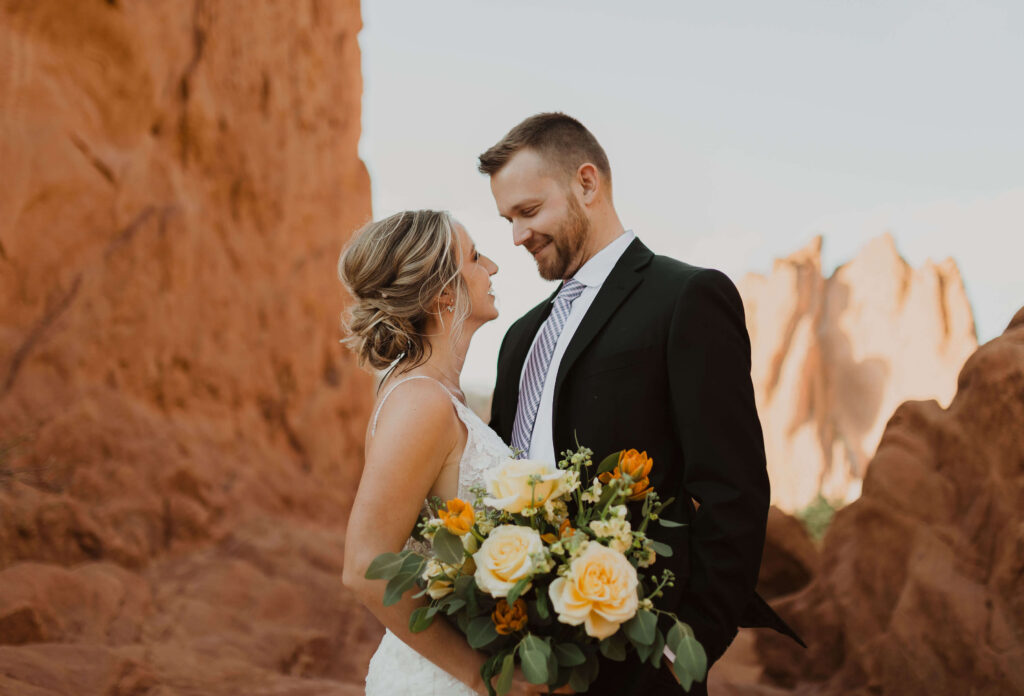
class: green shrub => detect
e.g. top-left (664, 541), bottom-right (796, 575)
top-left (796, 494), bottom-right (841, 542)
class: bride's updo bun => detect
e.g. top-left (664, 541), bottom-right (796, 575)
top-left (338, 210), bottom-right (467, 371)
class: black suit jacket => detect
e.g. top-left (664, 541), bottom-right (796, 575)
top-left (490, 239), bottom-right (802, 695)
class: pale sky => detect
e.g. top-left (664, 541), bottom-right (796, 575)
top-left (358, 0), bottom-right (1024, 390)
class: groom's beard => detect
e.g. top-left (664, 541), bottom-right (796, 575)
top-left (535, 196), bottom-right (590, 281)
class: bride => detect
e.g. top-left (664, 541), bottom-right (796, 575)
top-left (339, 210), bottom-right (569, 695)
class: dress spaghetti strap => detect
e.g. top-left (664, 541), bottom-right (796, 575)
top-left (369, 375), bottom-right (457, 438)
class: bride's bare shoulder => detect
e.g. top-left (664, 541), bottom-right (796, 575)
top-left (368, 376), bottom-right (458, 450)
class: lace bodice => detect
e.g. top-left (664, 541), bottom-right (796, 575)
top-left (369, 376), bottom-right (511, 553)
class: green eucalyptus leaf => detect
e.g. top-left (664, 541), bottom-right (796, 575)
top-left (635, 634), bottom-right (656, 663)
top-left (364, 552), bottom-right (405, 580)
top-left (672, 633), bottom-right (708, 691)
top-left (657, 517), bottom-right (686, 528)
top-left (535, 587), bottom-right (550, 620)
top-left (598, 631), bottom-right (626, 661)
top-left (381, 553), bottom-right (427, 606)
top-left (444, 598), bottom-right (466, 615)
top-left (597, 479), bottom-right (619, 509)
top-left (649, 539), bottom-right (674, 558)
top-left (454, 574), bottom-right (475, 598)
top-left (507, 577), bottom-right (531, 605)
top-left (468, 615), bottom-right (500, 649)
top-left (409, 606), bottom-right (435, 632)
top-left (595, 451), bottom-right (622, 476)
top-left (432, 527), bottom-right (465, 565)
top-left (553, 642), bottom-right (586, 667)
top-left (546, 649), bottom-right (559, 687)
top-left (650, 628), bottom-right (666, 668)
top-left (518, 635), bottom-right (550, 684)
top-left (480, 652), bottom-right (502, 696)
top-left (623, 609), bottom-right (657, 646)
top-left (568, 664), bottom-right (591, 692)
top-left (667, 621), bottom-right (693, 654)
top-left (496, 653), bottom-right (515, 695)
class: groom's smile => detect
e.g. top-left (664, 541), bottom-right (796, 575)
top-left (489, 149), bottom-right (594, 280)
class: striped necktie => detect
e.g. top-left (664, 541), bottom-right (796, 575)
top-left (510, 279), bottom-right (586, 458)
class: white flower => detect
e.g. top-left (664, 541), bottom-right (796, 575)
top-left (638, 545), bottom-right (657, 568)
top-left (421, 517), bottom-right (443, 541)
top-left (422, 558), bottom-right (456, 599)
top-left (473, 525), bottom-right (545, 597)
top-left (589, 518), bottom-right (633, 554)
top-left (483, 458), bottom-right (568, 513)
top-left (562, 470), bottom-right (581, 495)
top-left (475, 510), bottom-right (495, 536)
top-left (542, 498), bottom-right (569, 525)
top-left (609, 534), bottom-right (632, 554)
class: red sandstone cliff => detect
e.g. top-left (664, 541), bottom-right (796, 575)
top-left (716, 307), bottom-right (1024, 696)
top-left (0, 1), bottom-right (376, 693)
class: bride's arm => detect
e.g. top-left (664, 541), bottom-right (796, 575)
top-left (342, 381), bottom-right (489, 693)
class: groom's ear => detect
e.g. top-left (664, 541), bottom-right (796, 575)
top-left (576, 162), bottom-right (601, 204)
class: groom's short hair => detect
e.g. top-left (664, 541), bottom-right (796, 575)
top-left (478, 112), bottom-right (611, 186)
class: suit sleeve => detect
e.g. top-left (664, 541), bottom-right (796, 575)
top-left (662, 269), bottom-right (769, 665)
top-left (489, 326), bottom-right (515, 434)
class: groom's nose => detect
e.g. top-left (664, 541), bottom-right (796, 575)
top-left (512, 220), bottom-right (531, 246)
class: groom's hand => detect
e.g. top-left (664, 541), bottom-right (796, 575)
top-left (503, 667), bottom-right (575, 695)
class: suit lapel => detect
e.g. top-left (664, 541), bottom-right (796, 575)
top-left (552, 238), bottom-right (653, 408)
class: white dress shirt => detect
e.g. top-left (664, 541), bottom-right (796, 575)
top-left (523, 230), bottom-right (637, 465)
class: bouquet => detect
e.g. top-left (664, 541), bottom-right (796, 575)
top-left (364, 445), bottom-right (707, 694)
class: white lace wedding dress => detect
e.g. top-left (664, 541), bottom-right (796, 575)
top-left (364, 376), bottom-right (512, 696)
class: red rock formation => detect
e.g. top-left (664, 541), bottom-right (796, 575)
top-left (0, 1), bottom-right (377, 693)
top-left (746, 307), bottom-right (1024, 696)
top-left (739, 235), bottom-right (977, 512)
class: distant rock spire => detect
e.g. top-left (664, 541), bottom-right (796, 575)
top-left (738, 234), bottom-right (977, 512)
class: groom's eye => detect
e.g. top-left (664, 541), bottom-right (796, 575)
top-left (523, 207), bottom-right (538, 217)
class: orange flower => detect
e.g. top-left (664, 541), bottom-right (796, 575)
top-left (438, 498), bottom-right (474, 536)
top-left (542, 519), bottom-right (575, 544)
top-left (491, 598), bottom-right (528, 635)
top-left (598, 449), bottom-right (653, 501)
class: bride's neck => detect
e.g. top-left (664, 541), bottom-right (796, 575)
top-left (417, 318), bottom-right (476, 385)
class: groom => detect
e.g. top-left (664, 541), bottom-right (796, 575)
top-left (481, 113), bottom-right (802, 695)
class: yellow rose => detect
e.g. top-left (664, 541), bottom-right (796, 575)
top-left (473, 525), bottom-right (544, 597)
top-left (483, 458), bottom-right (567, 513)
top-left (548, 542), bottom-right (639, 639)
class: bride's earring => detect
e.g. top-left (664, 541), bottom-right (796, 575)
top-left (446, 304), bottom-right (455, 314)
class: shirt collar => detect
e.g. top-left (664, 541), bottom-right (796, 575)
top-left (569, 229), bottom-right (637, 289)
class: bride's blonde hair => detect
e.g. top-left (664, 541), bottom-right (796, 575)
top-left (338, 210), bottom-right (468, 371)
